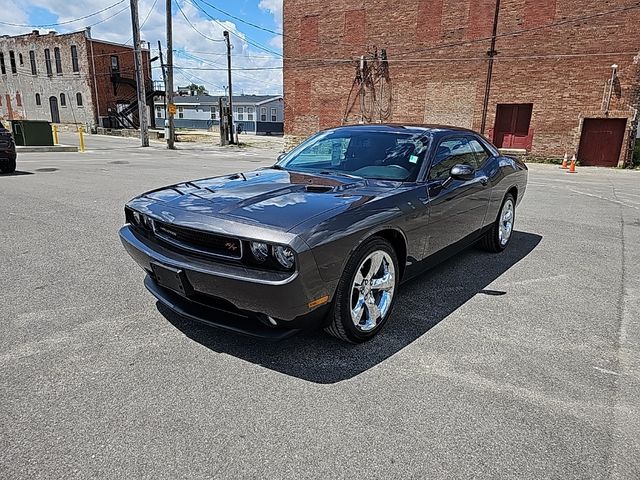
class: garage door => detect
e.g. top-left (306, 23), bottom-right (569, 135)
top-left (578, 118), bottom-right (626, 167)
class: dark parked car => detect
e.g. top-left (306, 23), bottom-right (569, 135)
top-left (0, 120), bottom-right (17, 174)
top-left (120, 125), bottom-right (527, 343)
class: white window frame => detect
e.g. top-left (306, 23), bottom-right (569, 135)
top-left (260, 107), bottom-right (267, 122)
top-left (156, 106), bottom-right (162, 118)
top-left (247, 106), bottom-right (254, 121)
top-left (237, 106), bottom-right (244, 121)
top-left (210, 106), bottom-right (217, 120)
top-left (271, 107), bottom-right (277, 122)
top-left (178, 106), bottom-right (184, 119)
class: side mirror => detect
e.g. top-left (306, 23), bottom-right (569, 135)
top-left (449, 163), bottom-right (475, 181)
top-left (441, 163), bottom-right (475, 188)
top-left (277, 152), bottom-right (287, 162)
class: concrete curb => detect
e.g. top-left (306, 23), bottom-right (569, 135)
top-left (16, 145), bottom-right (79, 153)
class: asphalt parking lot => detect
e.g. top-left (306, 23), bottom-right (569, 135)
top-left (2, 134), bottom-right (639, 479)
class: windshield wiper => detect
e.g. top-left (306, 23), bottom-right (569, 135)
top-left (318, 170), bottom-right (363, 179)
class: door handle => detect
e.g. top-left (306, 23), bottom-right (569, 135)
top-left (480, 177), bottom-right (489, 186)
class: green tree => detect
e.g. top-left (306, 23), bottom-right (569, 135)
top-left (186, 83), bottom-right (207, 95)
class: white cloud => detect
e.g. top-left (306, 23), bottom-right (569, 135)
top-left (4, 0), bottom-right (283, 95)
top-left (258, 0), bottom-right (282, 29)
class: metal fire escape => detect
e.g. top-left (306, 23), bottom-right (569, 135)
top-left (107, 72), bottom-right (165, 129)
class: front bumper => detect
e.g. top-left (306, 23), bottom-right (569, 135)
top-left (119, 225), bottom-right (332, 335)
top-left (0, 148), bottom-right (16, 160)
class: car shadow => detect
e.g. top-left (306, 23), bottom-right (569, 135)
top-left (0, 170), bottom-right (33, 176)
top-left (158, 231), bottom-right (542, 384)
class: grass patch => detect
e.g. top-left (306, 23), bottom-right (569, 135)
top-left (522, 156), bottom-right (564, 165)
top-left (633, 139), bottom-right (640, 169)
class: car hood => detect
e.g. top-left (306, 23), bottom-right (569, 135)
top-left (134, 168), bottom-right (399, 231)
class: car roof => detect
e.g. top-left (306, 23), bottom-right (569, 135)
top-left (324, 123), bottom-right (480, 137)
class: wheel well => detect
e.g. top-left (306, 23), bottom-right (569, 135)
top-left (507, 186), bottom-right (518, 202)
top-left (374, 229), bottom-right (407, 279)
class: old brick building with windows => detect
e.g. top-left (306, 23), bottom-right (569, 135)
top-left (283, 0), bottom-right (640, 166)
top-left (0, 28), bottom-right (154, 129)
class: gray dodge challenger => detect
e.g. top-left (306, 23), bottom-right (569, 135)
top-left (120, 124), bottom-right (527, 343)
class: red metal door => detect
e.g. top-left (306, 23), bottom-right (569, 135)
top-left (578, 119), bottom-right (626, 167)
top-left (493, 104), bottom-right (533, 149)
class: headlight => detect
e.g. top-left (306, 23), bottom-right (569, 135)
top-left (132, 211), bottom-right (141, 225)
top-left (250, 242), bottom-right (269, 262)
top-left (273, 245), bottom-right (295, 270)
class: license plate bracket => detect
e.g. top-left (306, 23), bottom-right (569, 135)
top-left (151, 262), bottom-right (192, 296)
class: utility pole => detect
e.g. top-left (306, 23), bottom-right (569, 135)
top-left (224, 31), bottom-right (234, 145)
top-left (157, 40), bottom-right (167, 121)
top-left (165, 0), bottom-right (175, 149)
top-left (130, 0), bottom-right (149, 147)
top-left (480, 0), bottom-right (501, 136)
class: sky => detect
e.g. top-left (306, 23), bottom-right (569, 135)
top-left (1, 0), bottom-right (284, 95)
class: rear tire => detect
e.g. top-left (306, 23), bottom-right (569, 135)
top-left (325, 238), bottom-right (399, 343)
top-left (480, 193), bottom-right (516, 253)
top-left (0, 155), bottom-right (16, 174)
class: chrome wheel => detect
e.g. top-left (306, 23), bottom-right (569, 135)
top-left (350, 250), bottom-right (396, 332)
top-left (499, 198), bottom-right (514, 246)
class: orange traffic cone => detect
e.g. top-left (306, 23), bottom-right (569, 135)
top-left (560, 153), bottom-right (568, 169)
top-left (567, 155), bottom-right (577, 173)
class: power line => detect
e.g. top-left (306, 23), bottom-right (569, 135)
top-left (394, 1), bottom-right (640, 58)
top-left (85, 4), bottom-right (131, 29)
top-left (174, 50), bottom-right (639, 70)
top-left (173, 66), bottom-right (226, 91)
top-left (176, 65), bottom-right (283, 71)
top-left (171, 49), bottom-right (639, 64)
top-left (194, 0), bottom-right (358, 49)
top-left (189, 0), bottom-right (640, 58)
top-left (0, 0), bottom-right (127, 27)
top-left (186, 0), bottom-right (283, 57)
top-left (140, 0), bottom-right (159, 29)
top-left (176, 51), bottom-right (281, 83)
top-left (174, 0), bottom-right (225, 42)
top-left (194, 0), bottom-right (284, 37)
top-left (176, 1), bottom-right (640, 65)
top-left (123, 0), bottom-right (160, 45)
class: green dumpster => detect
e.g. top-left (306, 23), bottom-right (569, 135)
top-left (11, 120), bottom-right (54, 146)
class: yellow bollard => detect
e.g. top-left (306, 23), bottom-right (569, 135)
top-left (52, 125), bottom-right (59, 145)
top-left (78, 126), bottom-right (85, 153)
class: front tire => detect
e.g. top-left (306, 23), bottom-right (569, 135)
top-left (0, 155), bottom-right (16, 174)
top-left (325, 238), bottom-right (399, 343)
top-left (480, 193), bottom-right (516, 252)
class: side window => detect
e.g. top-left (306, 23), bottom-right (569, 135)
top-left (54, 47), bottom-right (62, 74)
top-left (71, 45), bottom-right (79, 72)
top-left (44, 49), bottom-right (52, 76)
top-left (428, 137), bottom-right (475, 181)
top-left (294, 137), bottom-right (350, 166)
top-left (468, 138), bottom-right (491, 167)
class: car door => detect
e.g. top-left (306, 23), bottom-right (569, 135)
top-left (423, 136), bottom-right (492, 256)
top-left (467, 135), bottom-right (497, 227)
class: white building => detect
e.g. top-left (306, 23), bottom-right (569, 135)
top-left (155, 94), bottom-right (284, 135)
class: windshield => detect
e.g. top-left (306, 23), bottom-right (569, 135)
top-left (278, 130), bottom-right (431, 181)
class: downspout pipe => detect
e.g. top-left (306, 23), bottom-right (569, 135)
top-left (480, 0), bottom-right (501, 136)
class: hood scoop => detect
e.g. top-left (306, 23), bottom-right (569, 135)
top-left (305, 185), bottom-right (334, 193)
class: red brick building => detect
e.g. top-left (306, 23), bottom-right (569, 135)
top-left (0, 28), bottom-right (155, 129)
top-left (283, 0), bottom-right (640, 166)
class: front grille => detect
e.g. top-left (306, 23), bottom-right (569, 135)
top-left (152, 220), bottom-right (242, 260)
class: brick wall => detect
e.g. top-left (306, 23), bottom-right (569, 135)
top-left (283, 0), bottom-right (640, 165)
top-left (86, 39), bottom-right (152, 122)
top-left (0, 30), bottom-right (152, 128)
top-left (0, 30), bottom-right (95, 126)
